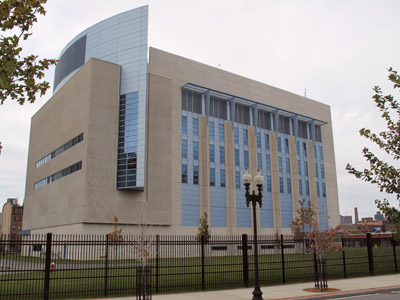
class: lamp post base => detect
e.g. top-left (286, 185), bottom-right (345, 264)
top-left (252, 286), bottom-right (263, 300)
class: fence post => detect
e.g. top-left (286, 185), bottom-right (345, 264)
top-left (156, 234), bottom-right (160, 294)
top-left (366, 233), bottom-right (374, 276)
top-left (280, 234), bottom-right (286, 284)
top-left (201, 234), bottom-right (205, 291)
top-left (43, 233), bottom-right (52, 300)
top-left (341, 236), bottom-right (347, 278)
top-left (313, 250), bottom-right (318, 286)
top-left (104, 234), bottom-right (109, 297)
top-left (242, 234), bottom-right (249, 287)
top-left (392, 237), bottom-right (398, 273)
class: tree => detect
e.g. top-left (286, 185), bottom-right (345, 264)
top-left (346, 68), bottom-right (400, 223)
top-left (290, 198), bottom-right (316, 240)
top-left (197, 212), bottom-right (211, 243)
top-left (0, 0), bottom-right (57, 151)
top-left (108, 216), bottom-right (123, 260)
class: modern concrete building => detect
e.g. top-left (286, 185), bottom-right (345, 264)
top-left (23, 6), bottom-right (339, 235)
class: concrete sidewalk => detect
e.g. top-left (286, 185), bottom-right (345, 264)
top-left (72, 274), bottom-right (400, 300)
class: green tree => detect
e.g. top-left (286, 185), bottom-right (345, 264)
top-left (346, 68), bottom-right (400, 223)
top-left (0, 0), bottom-right (57, 151)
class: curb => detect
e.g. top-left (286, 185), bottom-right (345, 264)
top-left (275, 286), bottom-right (400, 300)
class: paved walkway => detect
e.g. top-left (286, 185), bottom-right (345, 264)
top-left (71, 274), bottom-right (400, 300)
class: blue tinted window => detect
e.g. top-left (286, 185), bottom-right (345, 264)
top-left (234, 127), bottom-right (239, 144)
top-left (317, 182), bottom-right (320, 197)
top-left (306, 180), bottom-right (310, 196)
top-left (319, 145), bottom-right (324, 160)
top-left (257, 132), bottom-right (261, 148)
top-left (193, 141), bottom-right (199, 160)
top-left (278, 157), bottom-right (283, 173)
top-left (315, 163), bottom-right (319, 177)
top-left (235, 149), bottom-right (240, 166)
top-left (277, 136), bottom-right (282, 153)
top-left (193, 118), bottom-right (199, 137)
top-left (210, 168), bottom-right (215, 186)
top-left (209, 121), bottom-right (214, 140)
top-left (243, 129), bottom-right (248, 146)
top-left (299, 179), bottom-right (303, 195)
top-left (303, 142), bottom-right (307, 157)
top-left (220, 169), bottom-right (225, 187)
top-left (304, 161), bottom-right (308, 176)
top-left (193, 166), bottom-right (199, 185)
top-left (322, 183), bottom-right (326, 197)
top-left (267, 176), bottom-right (272, 192)
top-left (287, 178), bottom-right (292, 194)
top-left (297, 160), bottom-right (301, 176)
top-left (210, 144), bottom-right (215, 162)
top-left (182, 140), bottom-right (187, 158)
top-left (182, 115), bottom-right (187, 135)
top-left (235, 171), bottom-right (240, 189)
top-left (244, 150), bottom-right (249, 168)
top-left (279, 177), bottom-right (284, 193)
top-left (265, 133), bottom-right (270, 150)
top-left (285, 138), bottom-right (289, 154)
top-left (182, 164), bottom-right (188, 183)
top-left (321, 164), bottom-right (325, 178)
top-left (257, 153), bottom-right (262, 171)
top-left (219, 123), bottom-right (224, 142)
top-left (220, 146), bottom-right (225, 164)
top-left (286, 158), bottom-right (290, 173)
top-left (296, 141), bottom-right (300, 156)
top-left (266, 154), bottom-right (271, 171)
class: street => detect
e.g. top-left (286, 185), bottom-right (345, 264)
top-left (331, 291), bottom-right (400, 300)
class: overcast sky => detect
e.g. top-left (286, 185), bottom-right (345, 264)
top-left (1, 0), bottom-right (399, 220)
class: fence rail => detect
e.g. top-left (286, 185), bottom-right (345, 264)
top-left (0, 233), bottom-right (398, 299)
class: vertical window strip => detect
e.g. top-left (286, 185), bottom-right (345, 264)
top-left (181, 140), bottom-right (187, 158)
top-left (299, 179), bottom-right (303, 195)
top-left (277, 136), bottom-right (282, 153)
top-left (286, 158), bottom-right (290, 174)
top-left (235, 171), bottom-right (241, 189)
top-left (244, 150), bottom-right (249, 168)
top-left (181, 115), bottom-right (187, 135)
top-left (322, 183), bottom-right (326, 197)
top-left (220, 169), bottom-right (226, 187)
top-left (209, 121), bottom-right (214, 140)
top-left (193, 118), bottom-right (199, 137)
top-left (235, 149), bottom-right (240, 166)
top-left (257, 132), bottom-right (261, 149)
top-left (306, 180), bottom-right (310, 196)
top-left (209, 144), bottom-right (215, 162)
top-left (285, 138), bottom-right (289, 154)
top-left (193, 166), bottom-right (199, 185)
top-left (257, 153), bottom-right (262, 171)
top-left (182, 164), bottom-right (188, 183)
top-left (279, 177), bottom-right (284, 193)
top-left (193, 141), bottom-right (199, 160)
top-left (210, 168), bottom-right (215, 186)
top-left (278, 157), bottom-right (283, 173)
top-left (265, 133), bottom-right (270, 150)
top-left (267, 176), bottom-right (272, 192)
top-left (219, 123), bottom-right (224, 142)
top-left (234, 127), bottom-right (239, 144)
top-left (287, 178), bottom-right (292, 194)
top-left (220, 146), bottom-right (225, 164)
top-left (304, 161), bottom-right (308, 176)
top-left (266, 154), bottom-right (271, 171)
top-left (243, 128), bottom-right (248, 146)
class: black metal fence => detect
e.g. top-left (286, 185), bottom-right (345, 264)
top-left (0, 233), bottom-right (398, 299)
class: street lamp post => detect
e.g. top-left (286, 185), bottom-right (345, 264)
top-left (242, 169), bottom-right (264, 300)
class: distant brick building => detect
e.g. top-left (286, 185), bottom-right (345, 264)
top-left (1, 198), bottom-right (24, 251)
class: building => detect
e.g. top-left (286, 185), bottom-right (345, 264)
top-left (1, 198), bottom-right (24, 251)
top-left (340, 215), bottom-right (353, 225)
top-left (374, 211), bottom-right (384, 221)
top-left (23, 6), bottom-right (339, 236)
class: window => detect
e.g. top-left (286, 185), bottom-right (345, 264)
top-left (286, 158), bottom-right (290, 173)
top-left (209, 121), bottom-right (214, 140)
top-left (117, 92), bottom-right (139, 188)
top-left (193, 118), bottom-right (199, 137)
top-left (244, 151), bottom-right (249, 168)
top-left (34, 161), bottom-right (82, 190)
top-left (258, 110), bottom-right (272, 130)
top-left (235, 149), bottom-right (240, 166)
top-left (297, 160), bottom-right (302, 176)
top-left (182, 89), bottom-right (202, 114)
top-left (266, 154), bottom-right (271, 171)
top-left (315, 125), bottom-right (322, 142)
top-left (219, 123), bottom-right (224, 141)
top-left (321, 164), bottom-right (325, 178)
top-left (298, 120), bottom-right (309, 139)
top-left (35, 133), bottom-right (84, 168)
top-left (234, 127), bottom-right (239, 144)
top-left (265, 133), bottom-right (270, 150)
top-left (278, 115), bottom-right (292, 135)
top-left (193, 166), bottom-right (199, 185)
top-left (303, 142), bottom-right (307, 157)
top-left (220, 169), bottom-right (226, 187)
top-left (299, 179), bottom-right (303, 195)
top-left (285, 138), bottom-right (289, 154)
top-left (279, 177), bottom-right (284, 193)
top-left (243, 129), bottom-right (248, 146)
top-left (193, 142), bottom-right (199, 160)
top-left (304, 161), bottom-right (308, 176)
top-left (287, 178), bottom-right (292, 194)
top-left (278, 157), bottom-right (283, 173)
top-left (322, 183), bottom-right (326, 197)
top-left (209, 144), bottom-right (215, 162)
top-left (296, 141), bottom-right (300, 156)
top-left (210, 168), bottom-right (215, 186)
top-left (182, 115), bottom-right (187, 135)
top-left (317, 182), bottom-right (320, 197)
top-left (181, 164), bottom-right (187, 183)
top-left (306, 180), bottom-right (310, 196)
top-left (319, 145), bottom-right (324, 160)
top-left (220, 146), bottom-right (225, 164)
top-left (181, 140), bottom-right (187, 158)
top-left (267, 176), bottom-right (272, 192)
top-left (315, 163), bottom-right (319, 177)
top-left (257, 153), bottom-right (262, 171)
top-left (12, 225), bottom-right (16, 230)
top-left (18, 225), bottom-right (21, 230)
top-left (235, 103), bottom-right (250, 125)
top-left (277, 136), bottom-right (282, 152)
top-left (235, 171), bottom-right (240, 189)
top-left (257, 132), bottom-right (261, 149)
top-left (209, 96), bottom-right (228, 120)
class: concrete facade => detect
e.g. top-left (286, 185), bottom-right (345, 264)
top-left (23, 6), bottom-right (339, 236)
